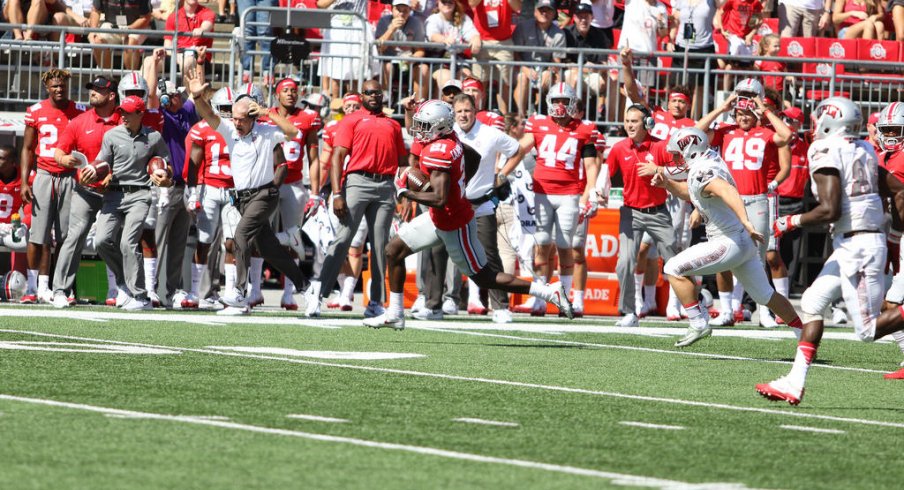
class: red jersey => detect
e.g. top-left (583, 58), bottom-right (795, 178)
top-left (56, 109), bottom-right (122, 161)
top-left (263, 108), bottom-right (322, 184)
top-left (189, 121), bottom-right (234, 189)
top-left (777, 137), bottom-right (810, 199)
top-left (418, 135), bottom-right (472, 231)
top-left (712, 124), bottom-right (777, 195)
top-left (721, 0), bottom-right (762, 37)
top-left (884, 151), bottom-right (904, 183)
top-left (164, 6), bottom-right (216, 60)
top-left (24, 99), bottom-right (85, 174)
top-left (0, 175), bottom-right (23, 224)
top-left (755, 60), bottom-right (786, 92)
top-left (649, 109), bottom-right (695, 142)
top-left (525, 115), bottom-right (597, 195)
top-left (468, 0), bottom-right (516, 41)
top-left (477, 110), bottom-right (505, 131)
top-left (333, 109), bottom-right (406, 176)
top-left (606, 136), bottom-right (671, 209)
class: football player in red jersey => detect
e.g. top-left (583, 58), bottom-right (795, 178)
top-left (20, 68), bottom-right (85, 304)
top-left (696, 81), bottom-right (792, 327)
top-left (364, 101), bottom-right (573, 330)
top-left (517, 83), bottom-right (599, 316)
top-left (0, 145), bottom-right (26, 254)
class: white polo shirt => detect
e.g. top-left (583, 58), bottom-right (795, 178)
top-left (216, 119), bottom-right (288, 191)
top-left (454, 119), bottom-right (520, 218)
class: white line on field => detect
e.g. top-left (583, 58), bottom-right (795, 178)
top-left (4, 328), bottom-right (904, 431)
top-left (619, 421), bottom-right (685, 431)
top-left (0, 309), bottom-right (341, 329)
top-left (452, 418), bottom-right (519, 428)
top-left (0, 394), bottom-right (763, 489)
top-left (286, 414), bottom-right (350, 423)
top-left (780, 425), bottom-right (846, 434)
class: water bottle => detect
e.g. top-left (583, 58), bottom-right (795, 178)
top-left (10, 213), bottom-right (20, 241)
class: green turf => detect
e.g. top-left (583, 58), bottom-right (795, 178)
top-left (1, 311), bottom-right (903, 489)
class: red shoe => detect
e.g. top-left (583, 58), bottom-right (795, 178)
top-left (467, 303), bottom-right (488, 315)
top-left (68, 294), bottom-right (76, 306)
top-left (755, 376), bottom-right (804, 406)
top-left (249, 294), bottom-right (264, 308)
top-left (281, 301), bottom-right (298, 311)
top-left (512, 304), bottom-right (534, 314)
top-left (775, 316), bottom-right (785, 325)
top-left (884, 367), bottom-right (904, 379)
top-left (708, 307), bottom-right (720, 319)
top-left (105, 297), bottom-right (116, 306)
top-left (733, 309), bottom-right (745, 323)
top-left (20, 294), bottom-right (36, 304)
top-left (326, 299), bottom-right (340, 309)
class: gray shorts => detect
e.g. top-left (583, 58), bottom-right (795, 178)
top-left (398, 212), bottom-right (487, 276)
top-left (534, 193), bottom-right (580, 248)
top-left (197, 185), bottom-right (240, 243)
top-left (29, 169), bottom-right (74, 246)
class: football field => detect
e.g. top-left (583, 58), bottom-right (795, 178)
top-left (1, 306), bottom-right (903, 489)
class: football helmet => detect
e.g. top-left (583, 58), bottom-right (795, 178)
top-left (211, 87), bottom-right (235, 118)
top-left (877, 102), bottom-right (904, 152)
top-left (118, 71), bottom-right (149, 102)
top-left (546, 82), bottom-right (578, 119)
top-left (410, 100), bottom-right (454, 143)
top-left (0, 270), bottom-right (27, 302)
top-left (734, 78), bottom-right (764, 116)
top-left (304, 92), bottom-right (331, 120)
top-left (235, 83), bottom-right (264, 105)
top-left (812, 96), bottom-right (862, 141)
top-left (667, 127), bottom-right (710, 172)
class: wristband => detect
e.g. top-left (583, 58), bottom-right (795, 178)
top-left (790, 214), bottom-right (801, 228)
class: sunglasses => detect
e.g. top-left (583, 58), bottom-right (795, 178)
top-left (442, 87), bottom-right (461, 95)
top-left (362, 89), bottom-right (383, 97)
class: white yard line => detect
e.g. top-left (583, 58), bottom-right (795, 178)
top-left (619, 421), bottom-right (685, 431)
top-left (452, 418), bottom-right (520, 428)
top-left (0, 394), bottom-right (763, 489)
top-left (3, 328), bottom-right (904, 430)
top-left (286, 414), bottom-right (350, 423)
top-left (0, 309), bottom-right (341, 329)
top-left (779, 425), bottom-right (846, 435)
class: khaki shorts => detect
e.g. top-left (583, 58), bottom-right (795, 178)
top-left (93, 22), bottom-right (147, 45)
top-left (471, 38), bottom-right (514, 86)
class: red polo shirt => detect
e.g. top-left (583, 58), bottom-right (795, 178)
top-left (607, 135), bottom-right (670, 209)
top-left (56, 108), bottom-right (122, 161)
top-left (165, 6), bottom-right (216, 61)
top-left (777, 137), bottom-right (809, 199)
top-left (333, 109), bottom-right (406, 177)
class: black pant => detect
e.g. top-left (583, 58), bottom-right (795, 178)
top-left (234, 186), bottom-right (307, 294)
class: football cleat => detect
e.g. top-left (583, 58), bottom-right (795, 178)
top-left (410, 295), bottom-right (426, 314)
top-left (20, 293), bottom-right (37, 304)
top-left (364, 301), bottom-right (385, 318)
top-left (51, 290), bottom-right (70, 309)
top-left (674, 325), bottom-right (712, 347)
top-left (756, 376), bottom-right (804, 405)
top-left (758, 308), bottom-right (779, 328)
top-left (221, 288), bottom-right (248, 308)
top-left (281, 297), bottom-right (299, 311)
top-left (442, 298), bottom-right (459, 315)
top-left (666, 305), bottom-right (682, 321)
top-left (547, 282), bottom-right (574, 319)
top-left (711, 311), bottom-right (735, 326)
top-left (467, 302), bottom-right (488, 315)
top-left (326, 298), bottom-right (341, 309)
top-left (149, 291), bottom-right (161, 308)
top-left (615, 313), bottom-right (639, 327)
top-left (248, 292), bottom-right (265, 308)
top-left (412, 308), bottom-right (443, 321)
top-left (217, 305), bottom-right (250, 316)
top-left (884, 367), bottom-right (904, 380)
top-left (492, 309), bottom-right (513, 324)
top-left (363, 313), bottom-right (405, 330)
top-left (338, 297), bottom-right (353, 312)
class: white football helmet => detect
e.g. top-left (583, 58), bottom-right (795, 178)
top-left (235, 83), bottom-right (264, 105)
top-left (667, 127), bottom-right (710, 172)
top-left (411, 100), bottom-right (454, 143)
top-left (877, 102), bottom-right (904, 152)
top-left (734, 78), bottom-right (764, 115)
top-left (211, 87), bottom-right (235, 118)
top-left (546, 82), bottom-right (578, 119)
top-left (119, 72), bottom-right (149, 102)
top-left (304, 92), bottom-right (331, 120)
top-left (812, 96), bottom-right (862, 141)
top-left (0, 270), bottom-right (27, 302)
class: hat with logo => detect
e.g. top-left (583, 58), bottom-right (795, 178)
top-left (86, 76), bottom-right (116, 91)
top-left (781, 107), bottom-right (804, 123)
top-left (118, 95), bottom-right (146, 113)
top-left (575, 2), bottom-right (592, 14)
top-left (535, 0), bottom-right (555, 9)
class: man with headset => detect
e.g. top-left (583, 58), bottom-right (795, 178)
top-left (606, 104), bottom-right (679, 327)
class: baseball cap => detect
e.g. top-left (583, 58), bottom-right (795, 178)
top-left (161, 81), bottom-right (185, 96)
top-left (462, 77), bottom-right (484, 93)
top-left (85, 76), bottom-right (116, 91)
top-left (442, 79), bottom-right (463, 93)
top-left (869, 111), bottom-right (880, 125)
top-left (393, 0), bottom-right (410, 6)
top-left (118, 95), bottom-right (146, 113)
top-left (575, 2), bottom-right (592, 14)
top-left (535, 0), bottom-right (555, 9)
top-left (781, 107), bottom-right (804, 123)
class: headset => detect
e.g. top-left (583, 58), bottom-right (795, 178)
top-left (627, 104), bottom-right (654, 131)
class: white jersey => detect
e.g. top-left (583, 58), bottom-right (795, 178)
top-left (807, 138), bottom-right (884, 236)
top-left (687, 150), bottom-right (745, 238)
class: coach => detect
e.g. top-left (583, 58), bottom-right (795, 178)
top-left (186, 68), bottom-right (309, 314)
top-left (607, 105), bottom-right (678, 327)
top-left (305, 79), bottom-right (407, 318)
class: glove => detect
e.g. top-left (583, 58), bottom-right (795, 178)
top-left (394, 167), bottom-right (410, 199)
top-left (772, 214), bottom-right (801, 238)
top-left (767, 180), bottom-right (779, 196)
top-left (494, 173), bottom-right (512, 201)
top-left (888, 230), bottom-right (901, 275)
top-left (157, 187), bottom-right (171, 210)
top-left (184, 186), bottom-right (201, 214)
top-left (579, 198), bottom-right (599, 223)
top-left (304, 195), bottom-right (322, 220)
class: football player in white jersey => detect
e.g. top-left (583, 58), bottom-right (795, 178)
top-left (645, 127), bottom-right (802, 348)
top-left (757, 97), bottom-right (904, 405)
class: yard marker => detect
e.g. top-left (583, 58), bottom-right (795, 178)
top-left (452, 418), bottom-right (520, 428)
top-left (286, 414), bottom-right (350, 423)
top-left (779, 425), bottom-right (845, 435)
top-left (619, 421), bottom-right (685, 431)
top-left (0, 394), bottom-right (765, 490)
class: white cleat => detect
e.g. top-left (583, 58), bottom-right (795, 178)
top-left (615, 313), bottom-right (639, 327)
top-left (38, 289), bottom-right (53, 304)
top-left (441, 298), bottom-right (459, 315)
top-left (220, 288), bottom-right (248, 309)
top-left (710, 311), bottom-right (735, 326)
top-left (492, 309), bottom-right (513, 324)
top-left (758, 308), bottom-right (780, 328)
top-left (410, 295), bottom-right (426, 314)
top-left (363, 313), bottom-right (405, 330)
top-left (666, 305), bottom-right (682, 321)
top-left (198, 297), bottom-right (223, 310)
top-left (546, 282), bottom-right (574, 319)
top-left (755, 375), bottom-right (804, 405)
top-left (675, 325), bottom-right (712, 347)
top-left (832, 307), bottom-right (849, 325)
top-left (217, 306), bottom-right (250, 316)
top-left (51, 290), bottom-right (70, 309)
top-left (121, 297), bottom-right (152, 311)
top-left (412, 308), bottom-right (443, 320)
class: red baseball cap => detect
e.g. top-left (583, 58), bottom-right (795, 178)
top-left (118, 95), bottom-right (146, 114)
top-left (781, 107), bottom-right (804, 123)
top-left (869, 111), bottom-right (880, 125)
top-left (462, 77), bottom-right (484, 93)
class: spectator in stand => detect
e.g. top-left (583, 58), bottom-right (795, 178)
top-left (670, 0), bottom-right (719, 118)
top-left (867, 111), bottom-right (881, 153)
top-left (890, 0), bottom-right (904, 41)
top-left (3, 0), bottom-right (29, 41)
top-left (589, 0), bottom-right (617, 45)
top-left (617, 0), bottom-right (669, 89)
top-left (564, 2), bottom-right (611, 99)
top-left (425, 0), bottom-right (482, 89)
top-left (376, 0), bottom-right (430, 100)
top-left (217, 0), bottom-right (235, 22)
top-left (754, 34), bottom-right (794, 93)
top-left (50, 0), bottom-right (92, 39)
top-left (89, 0), bottom-right (152, 70)
top-left (715, 0), bottom-right (763, 90)
top-left (512, 0), bottom-right (567, 116)
top-left (832, 0), bottom-right (885, 38)
top-left (778, 0), bottom-right (831, 37)
top-left (468, 0), bottom-right (520, 114)
top-left (150, 0), bottom-right (174, 29)
top-left (319, 0), bottom-right (372, 100)
top-left (237, 0), bottom-right (277, 84)
top-left (163, 0), bottom-right (215, 70)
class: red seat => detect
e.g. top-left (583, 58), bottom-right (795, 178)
top-left (814, 38), bottom-right (856, 76)
top-left (857, 39), bottom-right (901, 64)
top-left (780, 37), bottom-right (819, 79)
top-left (805, 90), bottom-right (852, 101)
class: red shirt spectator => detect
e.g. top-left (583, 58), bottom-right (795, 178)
top-left (607, 135), bottom-right (671, 209)
top-left (164, 0), bottom-right (215, 61)
top-left (777, 136), bottom-right (809, 199)
top-left (468, 0), bottom-right (518, 41)
top-left (720, 0), bottom-right (762, 38)
top-left (333, 109), bottom-right (407, 176)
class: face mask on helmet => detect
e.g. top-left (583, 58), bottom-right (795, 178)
top-left (0, 270), bottom-right (27, 302)
top-left (548, 98), bottom-right (571, 118)
top-left (879, 125), bottom-right (904, 152)
top-left (411, 101), bottom-right (454, 143)
top-left (733, 93), bottom-right (759, 118)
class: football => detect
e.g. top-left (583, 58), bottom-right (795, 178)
top-left (406, 167), bottom-right (431, 192)
top-left (77, 160), bottom-right (111, 185)
top-left (147, 156), bottom-right (171, 178)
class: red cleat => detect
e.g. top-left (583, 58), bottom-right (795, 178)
top-left (733, 309), bottom-right (745, 323)
top-left (708, 307), bottom-right (720, 319)
top-left (281, 302), bottom-right (299, 311)
top-left (105, 297), bottom-right (117, 307)
top-left (756, 377), bottom-right (804, 406)
top-left (326, 299), bottom-right (340, 309)
top-left (20, 294), bottom-right (36, 304)
top-left (884, 367), bottom-right (904, 379)
top-left (467, 303), bottom-right (488, 315)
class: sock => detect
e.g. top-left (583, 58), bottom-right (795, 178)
top-left (337, 273), bottom-right (348, 294)
top-left (667, 288), bottom-right (680, 311)
top-left (26, 269), bottom-right (37, 292)
top-left (143, 258), bottom-right (157, 291)
top-left (106, 266), bottom-right (117, 291)
top-left (684, 301), bottom-right (707, 329)
top-left (773, 277), bottom-right (789, 298)
top-left (573, 290), bottom-right (585, 311)
top-left (224, 263), bottom-right (237, 293)
top-left (633, 273), bottom-right (644, 308)
top-left (191, 263), bottom-right (204, 297)
top-left (341, 275), bottom-right (356, 302)
top-left (389, 291), bottom-right (405, 317)
top-left (718, 291), bottom-right (732, 315)
top-left (731, 278), bottom-right (744, 312)
top-left (787, 317), bottom-right (803, 329)
top-left (644, 285), bottom-right (657, 308)
top-left (468, 278), bottom-right (481, 305)
top-left (787, 341), bottom-right (817, 387)
top-left (560, 275), bottom-right (573, 296)
top-left (250, 257), bottom-right (264, 295)
top-left (37, 274), bottom-right (49, 293)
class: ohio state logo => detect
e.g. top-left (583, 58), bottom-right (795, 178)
top-left (870, 43), bottom-right (887, 60)
top-left (676, 134), bottom-right (702, 151)
top-left (829, 42), bottom-right (845, 58)
top-left (816, 63), bottom-right (831, 76)
top-left (787, 41), bottom-right (804, 57)
top-left (821, 104), bottom-right (842, 118)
